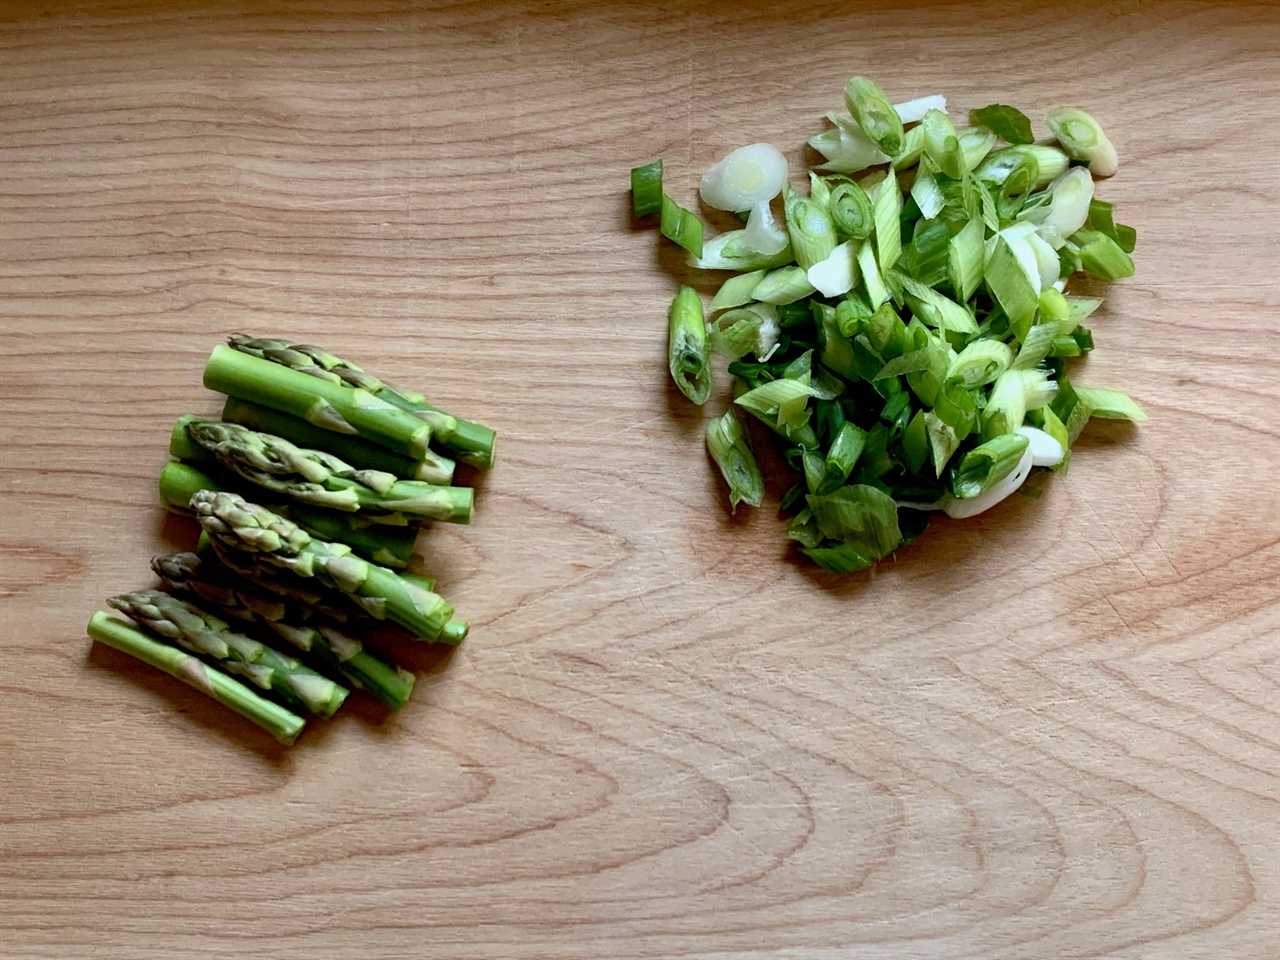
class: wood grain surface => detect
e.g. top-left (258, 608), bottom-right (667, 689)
top-left (3, 1), bottom-right (1279, 957)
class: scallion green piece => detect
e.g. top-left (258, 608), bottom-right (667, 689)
top-left (706, 409), bottom-right (765, 510)
top-left (1047, 106), bottom-right (1119, 177)
top-left (660, 194), bottom-right (704, 258)
top-left (947, 338), bottom-right (1012, 388)
top-left (947, 217), bottom-right (985, 301)
top-left (845, 76), bottom-right (904, 156)
top-left (753, 265), bottom-right (815, 305)
top-left (922, 109), bottom-right (965, 179)
top-left (710, 270), bottom-right (767, 313)
top-left (873, 169), bottom-right (902, 272)
top-left (1071, 229), bottom-right (1135, 280)
top-left (694, 229), bottom-right (795, 271)
top-left (898, 273), bottom-right (977, 335)
top-left (784, 184), bottom-right (838, 270)
top-left (978, 145), bottom-right (1068, 190)
top-left (668, 286), bottom-right (710, 404)
top-left (1073, 386), bottom-right (1147, 423)
top-left (891, 124), bottom-right (927, 169)
top-left (807, 241), bottom-right (860, 298)
top-left (828, 179), bottom-right (874, 239)
top-left (858, 240), bottom-right (890, 307)
top-left (969, 104), bottom-right (1034, 145)
top-left (952, 433), bottom-right (1031, 499)
top-left (911, 166), bottom-right (945, 221)
top-left (982, 368), bottom-right (1056, 439)
top-left (630, 160), bottom-right (663, 217)
top-left (707, 303), bottom-right (779, 361)
top-left (735, 377), bottom-right (820, 438)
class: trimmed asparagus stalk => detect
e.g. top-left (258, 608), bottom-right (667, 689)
top-left (108, 590), bottom-right (349, 717)
top-left (159, 460), bottom-right (417, 570)
top-left (87, 611), bottom-right (306, 745)
top-left (203, 343), bottom-right (431, 459)
top-left (222, 396), bottom-right (456, 485)
top-left (226, 335), bottom-right (496, 469)
top-left (153, 553), bottom-right (416, 710)
top-left (192, 490), bottom-right (464, 644)
top-left (171, 416), bottom-right (474, 524)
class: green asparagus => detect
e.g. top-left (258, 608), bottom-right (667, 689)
top-left (192, 490), bottom-right (467, 644)
top-left (87, 612), bottom-right (305, 744)
top-left (106, 591), bottom-right (349, 717)
top-left (226, 335), bottom-right (496, 469)
top-left (153, 553), bottom-right (416, 710)
top-left (159, 460), bottom-right (417, 569)
top-left (222, 396), bottom-right (456, 484)
top-left (203, 344), bottom-right (432, 459)
top-left (171, 416), bottom-right (474, 524)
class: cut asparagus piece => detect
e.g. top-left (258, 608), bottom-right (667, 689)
top-left (87, 612), bottom-right (305, 744)
top-left (158, 460), bottom-right (417, 569)
top-left (204, 344), bottom-right (431, 459)
top-left (192, 491), bottom-right (463, 644)
top-left (225, 335), bottom-right (496, 469)
top-left (153, 553), bottom-right (416, 710)
top-left (107, 590), bottom-right (349, 717)
top-left (171, 416), bottom-right (474, 524)
top-left (222, 397), bottom-right (455, 484)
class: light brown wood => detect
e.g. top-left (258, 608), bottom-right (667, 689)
top-left (3, 1), bottom-right (1279, 956)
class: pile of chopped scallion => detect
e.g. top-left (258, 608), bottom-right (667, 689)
top-left (631, 77), bottom-right (1145, 573)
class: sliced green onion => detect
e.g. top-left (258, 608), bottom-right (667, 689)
top-left (743, 201), bottom-right (789, 256)
top-left (891, 124), bottom-right (927, 169)
top-left (1028, 404), bottom-right (1071, 471)
top-left (784, 184), bottom-right (838, 270)
top-left (895, 94), bottom-right (947, 124)
top-left (898, 273), bottom-right (978, 335)
top-left (667, 286), bottom-right (710, 404)
top-left (808, 171), bottom-right (832, 207)
top-left (923, 412), bottom-right (958, 476)
top-left (809, 114), bottom-right (889, 174)
top-left (922, 108), bottom-right (965, 179)
top-left (1073, 386), bottom-right (1147, 423)
top-left (968, 104), bottom-right (1034, 145)
top-left (707, 303), bottom-right (780, 361)
top-left (706, 409), bottom-right (764, 510)
top-left (845, 76), bottom-right (904, 156)
top-left (1066, 295), bottom-right (1103, 325)
top-left (873, 168), bottom-right (902, 272)
top-left (806, 483), bottom-right (902, 554)
top-left (802, 541), bottom-right (879, 573)
top-left (978, 144), bottom-right (1068, 190)
top-left (694, 229), bottom-right (794, 271)
top-left (947, 434), bottom-right (1033, 516)
top-left (700, 143), bottom-right (789, 211)
top-left (985, 234), bottom-right (1040, 334)
top-left (1084, 198), bottom-right (1138, 253)
top-left (911, 166), bottom-right (945, 220)
top-left (958, 126), bottom-right (999, 171)
top-left (982, 368), bottom-right (1056, 439)
top-left (660, 194), bottom-right (704, 258)
top-left (1047, 106), bottom-right (1118, 177)
top-left (858, 240), bottom-right (890, 307)
top-left (710, 270), bottom-right (767, 313)
top-left (753, 266), bottom-right (815, 304)
top-left (825, 423), bottom-right (866, 487)
top-left (828, 179), bottom-right (874, 238)
top-left (630, 160), bottom-right (663, 217)
top-left (948, 217), bottom-right (985, 301)
top-left (807, 241), bottom-right (860, 298)
top-left (1071, 229), bottom-right (1135, 280)
top-left (735, 376), bottom-right (820, 435)
top-left (951, 432), bottom-right (1031, 499)
top-left (1028, 168), bottom-right (1095, 248)
top-left (947, 338), bottom-right (1012, 387)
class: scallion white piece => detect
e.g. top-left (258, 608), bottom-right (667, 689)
top-left (700, 143), bottom-right (789, 212)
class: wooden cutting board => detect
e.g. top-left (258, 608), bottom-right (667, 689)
top-left (3, 2), bottom-right (1278, 957)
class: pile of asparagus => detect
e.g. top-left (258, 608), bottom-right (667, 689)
top-left (86, 336), bottom-right (496, 744)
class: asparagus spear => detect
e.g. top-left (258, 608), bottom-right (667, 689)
top-left (221, 396), bottom-right (456, 485)
top-left (192, 490), bottom-right (468, 644)
top-left (87, 612), bottom-right (305, 744)
top-left (159, 460), bottom-right (417, 569)
top-left (170, 416), bottom-right (474, 524)
top-left (226, 335), bottom-right (496, 469)
top-left (108, 590), bottom-right (349, 717)
top-left (203, 344), bottom-right (432, 459)
top-left (153, 553), bottom-right (416, 710)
